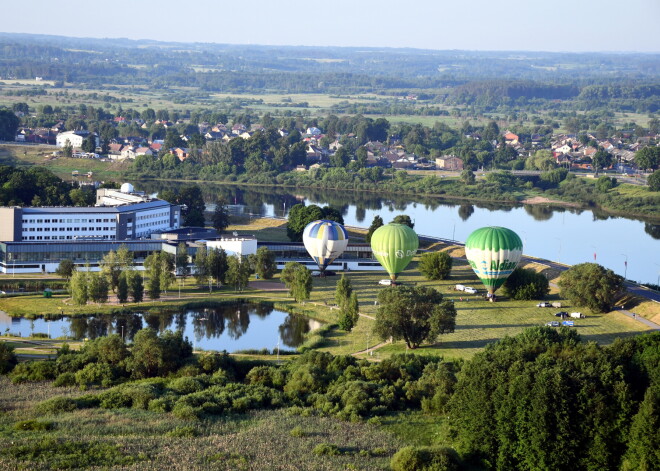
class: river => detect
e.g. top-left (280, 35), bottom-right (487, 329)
top-left (133, 181), bottom-right (660, 285)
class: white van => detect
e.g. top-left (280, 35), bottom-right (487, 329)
top-left (464, 287), bottom-right (478, 294)
top-left (455, 284), bottom-right (466, 291)
top-left (569, 312), bottom-right (585, 319)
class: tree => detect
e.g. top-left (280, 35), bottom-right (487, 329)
top-left (251, 247), bottom-right (276, 279)
top-left (56, 259), bottom-right (75, 281)
top-left (623, 385), bottom-right (660, 471)
top-left (159, 253), bottom-right (175, 295)
top-left (373, 286), bottom-right (456, 349)
top-left (88, 272), bottom-right (109, 303)
top-left (286, 204), bottom-right (344, 242)
top-left (207, 248), bottom-right (228, 285)
top-left (69, 270), bottom-right (88, 305)
top-left (128, 272), bottom-right (144, 303)
top-left (558, 263), bottom-right (624, 312)
top-left (648, 169), bottom-right (660, 192)
top-left (365, 215), bottom-right (384, 244)
top-left (392, 214), bottom-right (414, 229)
top-left (194, 246), bottom-right (208, 283)
top-left (170, 185), bottom-right (206, 227)
top-left (419, 252), bottom-right (453, 280)
top-left (212, 199), bottom-right (231, 233)
top-left (81, 134), bottom-right (96, 153)
top-left (62, 139), bottom-right (73, 158)
top-left (502, 267), bottom-right (550, 300)
top-left (592, 149), bottom-right (613, 175)
top-left (636, 147), bottom-right (660, 171)
top-left (0, 341), bottom-right (17, 374)
top-left (0, 108), bottom-right (20, 141)
top-left (100, 250), bottom-right (121, 292)
top-left (596, 175), bottom-right (617, 192)
top-left (144, 252), bottom-right (162, 300)
top-left (460, 169), bottom-right (476, 185)
top-left (226, 255), bottom-right (250, 292)
top-left (338, 292), bottom-right (359, 332)
top-left (281, 262), bottom-right (313, 302)
top-left (117, 272), bottom-right (129, 304)
top-left (335, 274), bottom-right (353, 306)
top-left (175, 242), bottom-right (189, 277)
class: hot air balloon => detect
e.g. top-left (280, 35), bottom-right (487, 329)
top-left (370, 223), bottom-right (419, 282)
top-left (464, 226), bottom-right (523, 297)
top-left (302, 220), bottom-right (349, 274)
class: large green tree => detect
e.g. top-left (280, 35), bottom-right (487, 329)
top-left (502, 267), bottom-right (550, 300)
top-left (391, 214), bottom-right (414, 228)
top-left (212, 199), bottom-right (231, 233)
top-left (635, 146), bottom-right (660, 171)
top-left (56, 259), bottom-right (76, 281)
top-left (226, 255), bottom-right (250, 292)
top-left (0, 108), bottom-right (20, 141)
top-left (374, 286), bottom-right (456, 349)
top-left (558, 262), bottom-right (624, 312)
top-left (281, 261), bottom-right (313, 302)
top-left (365, 215), bottom-right (384, 244)
top-left (648, 169), bottom-right (660, 191)
top-left (250, 247), bottom-right (276, 280)
top-left (286, 204), bottom-right (344, 242)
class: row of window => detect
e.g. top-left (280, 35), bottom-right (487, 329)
top-left (22, 235), bottom-right (116, 241)
top-left (25, 227), bottom-right (113, 232)
top-left (137, 219), bottom-right (169, 229)
top-left (138, 211), bottom-right (169, 220)
top-left (23, 218), bottom-right (114, 224)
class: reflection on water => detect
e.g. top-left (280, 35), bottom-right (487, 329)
top-left (0, 304), bottom-right (316, 352)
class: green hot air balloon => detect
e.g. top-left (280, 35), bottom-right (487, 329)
top-left (464, 226), bottom-right (523, 296)
top-left (370, 223), bottom-right (419, 282)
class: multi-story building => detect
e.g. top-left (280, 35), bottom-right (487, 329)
top-left (0, 184), bottom-right (181, 273)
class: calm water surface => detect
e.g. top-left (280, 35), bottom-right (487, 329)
top-left (0, 304), bottom-right (321, 352)
top-left (135, 182), bottom-right (660, 285)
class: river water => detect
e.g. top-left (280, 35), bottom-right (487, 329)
top-left (0, 304), bottom-right (321, 352)
top-left (134, 182), bottom-right (660, 285)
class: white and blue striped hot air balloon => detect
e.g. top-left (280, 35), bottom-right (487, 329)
top-left (302, 220), bottom-right (349, 273)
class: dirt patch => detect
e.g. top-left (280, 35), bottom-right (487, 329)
top-left (521, 196), bottom-right (581, 208)
top-left (249, 281), bottom-right (288, 291)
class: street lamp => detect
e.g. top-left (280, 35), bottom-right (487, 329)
top-left (553, 237), bottom-right (562, 263)
top-left (620, 254), bottom-right (628, 280)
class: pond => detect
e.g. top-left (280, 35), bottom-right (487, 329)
top-left (0, 304), bottom-right (322, 353)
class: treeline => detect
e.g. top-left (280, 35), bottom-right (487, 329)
top-left (0, 166), bottom-right (95, 207)
top-left (2, 327), bottom-right (658, 470)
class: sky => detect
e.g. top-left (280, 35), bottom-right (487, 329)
top-left (3, 0), bottom-right (659, 53)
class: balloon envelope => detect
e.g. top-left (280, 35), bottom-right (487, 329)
top-left (370, 223), bottom-right (419, 281)
top-left (302, 220), bottom-right (349, 272)
top-left (465, 226), bottom-right (523, 294)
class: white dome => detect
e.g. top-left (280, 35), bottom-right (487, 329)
top-left (120, 183), bottom-right (134, 193)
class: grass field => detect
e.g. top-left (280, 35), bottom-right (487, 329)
top-left (0, 376), bottom-right (405, 470)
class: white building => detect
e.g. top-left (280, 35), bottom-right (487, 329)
top-left (56, 130), bottom-right (95, 148)
top-left (206, 237), bottom-right (257, 257)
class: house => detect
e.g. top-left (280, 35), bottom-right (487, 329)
top-left (306, 127), bottom-right (322, 136)
top-left (120, 146), bottom-right (136, 160)
top-left (306, 145), bottom-right (323, 163)
top-left (134, 147), bottom-right (153, 157)
top-left (554, 144), bottom-right (572, 155)
top-left (504, 132), bottom-right (519, 145)
top-left (174, 148), bottom-right (190, 162)
top-left (583, 146), bottom-right (597, 157)
top-left (435, 156), bottom-right (464, 171)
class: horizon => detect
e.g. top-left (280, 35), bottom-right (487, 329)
top-left (3, 0), bottom-right (659, 54)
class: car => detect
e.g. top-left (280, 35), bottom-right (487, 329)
top-left (378, 279), bottom-right (393, 286)
top-left (546, 321), bottom-right (560, 327)
top-left (554, 311), bottom-right (568, 318)
top-left (537, 302), bottom-right (552, 308)
top-left (569, 312), bottom-right (585, 319)
top-left (464, 287), bottom-right (478, 294)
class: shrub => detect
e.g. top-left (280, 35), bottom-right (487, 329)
top-left (36, 397), bottom-right (78, 414)
top-left (53, 372), bottom-right (76, 387)
top-left (14, 420), bottom-right (55, 431)
top-left (418, 252), bottom-right (453, 281)
top-left (289, 426), bottom-right (306, 437)
top-left (0, 341), bottom-right (17, 374)
top-left (390, 446), bottom-right (461, 471)
top-left (75, 362), bottom-right (117, 389)
top-left (10, 360), bottom-right (58, 383)
top-left (168, 376), bottom-right (206, 395)
top-left (313, 443), bottom-right (341, 456)
top-left (503, 267), bottom-right (550, 300)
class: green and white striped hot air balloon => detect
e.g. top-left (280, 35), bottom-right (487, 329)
top-left (464, 226), bottom-right (523, 295)
top-left (370, 223), bottom-right (419, 282)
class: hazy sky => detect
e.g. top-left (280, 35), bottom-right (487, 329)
top-left (3, 0), bottom-right (659, 52)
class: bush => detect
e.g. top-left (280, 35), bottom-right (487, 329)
top-left (14, 420), bottom-right (55, 431)
top-left (0, 341), bottom-right (17, 374)
top-left (53, 372), bottom-right (77, 387)
top-left (390, 446), bottom-right (461, 471)
top-left (10, 360), bottom-right (58, 383)
top-left (289, 426), bottom-right (306, 437)
top-left (75, 362), bottom-right (117, 389)
top-left (502, 267), bottom-right (550, 300)
top-left (36, 397), bottom-right (78, 414)
top-left (313, 443), bottom-right (341, 456)
top-left (418, 252), bottom-right (453, 281)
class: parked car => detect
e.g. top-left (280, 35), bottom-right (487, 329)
top-left (551, 302), bottom-right (562, 308)
top-left (455, 284), bottom-right (466, 291)
top-left (537, 302), bottom-right (552, 308)
top-left (464, 287), bottom-right (478, 294)
top-left (562, 320), bottom-right (575, 327)
top-left (378, 279), bottom-right (393, 286)
top-left (554, 311), bottom-right (568, 318)
top-left (569, 312), bottom-right (585, 319)
top-left (546, 321), bottom-right (560, 327)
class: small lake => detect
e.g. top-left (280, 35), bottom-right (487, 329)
top-left (0, 304), bottom-right (322, 353)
